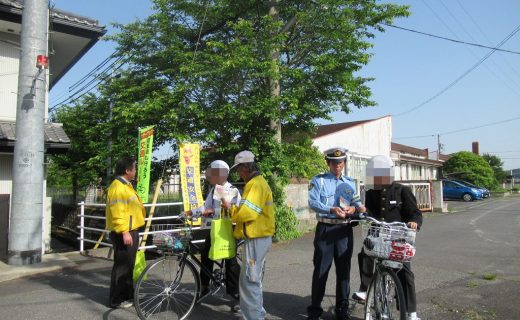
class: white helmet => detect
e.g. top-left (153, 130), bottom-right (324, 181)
top-left (365, 155), bottom-right (395, 189)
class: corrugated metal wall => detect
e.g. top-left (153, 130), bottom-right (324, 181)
top-left (0, 32), bottom-right (20, 121)
top-left (0, 154), bottom-right (13, 195)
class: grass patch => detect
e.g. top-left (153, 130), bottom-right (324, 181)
top-left (467, 279), bottom-right (480, 288)
top-left (482, 273), bottom-right (497, 281)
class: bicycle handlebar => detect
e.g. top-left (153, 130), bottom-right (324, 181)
top-left (348, 213), bottom-right (410, 229)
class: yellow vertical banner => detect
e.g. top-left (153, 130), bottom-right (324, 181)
top-left (179, 143), bottom-right (203, 225)
top-left (137, 126), bottom-right (154, 203)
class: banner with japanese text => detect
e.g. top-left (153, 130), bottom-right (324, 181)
top-left (137, 126), bottom-right (154, 203)
top-left (179, 143), bottom-right (203, 225)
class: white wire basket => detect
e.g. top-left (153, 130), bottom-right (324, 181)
top-left (361, 222), bottom-right (417, 262)
top-left (150, 223), bottom-right (191, 253)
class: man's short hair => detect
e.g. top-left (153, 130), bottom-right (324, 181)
top-left (114, 156), bottom-right (136, 176)
top-left (242, 162), bottom-right (260, 173)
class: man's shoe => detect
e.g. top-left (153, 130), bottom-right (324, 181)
top-left (407, 312), bottom-right (421, 320)
top-left (112, 300), bottom-right (133, 308)
top-left (230, 302), bottom-right (241, 313)
top-left (352, 291), bottom-right (367, 302)
top-left (335, 307), bottom-right (351, 320)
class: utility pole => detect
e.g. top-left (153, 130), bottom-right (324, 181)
top-left (437, 134), bottom-right (442, 160)
top-left (9, 0), bottom-right (49, 265)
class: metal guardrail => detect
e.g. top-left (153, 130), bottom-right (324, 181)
top-left (78, 201), bottom-right (205, 253)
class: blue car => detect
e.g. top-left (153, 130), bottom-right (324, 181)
top-left (442, 180), bottom-right (483, 202)
top-left (452, 179), bottom-right (490, 198)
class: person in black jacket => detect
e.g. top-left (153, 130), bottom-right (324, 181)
top-left (353, 155), bottom-right (422, 320)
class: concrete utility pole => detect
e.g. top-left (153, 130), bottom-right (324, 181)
top-left (8, 0), bottom-right (49, 265)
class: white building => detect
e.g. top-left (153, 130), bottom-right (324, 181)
top-left (0, 0), bottom-right (105, 259)
top-left (313, 116), bottom-right (392, 189)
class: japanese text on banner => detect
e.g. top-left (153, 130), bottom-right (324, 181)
top-left (179, 143), bottom-right (203, 225)
top-left (137, 126), bottom-right (154, 203)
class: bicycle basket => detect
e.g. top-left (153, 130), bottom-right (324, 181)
top-left (361, 222), bottom-right (416, 262)
top-left (150, 224), bottom-right (191, 253)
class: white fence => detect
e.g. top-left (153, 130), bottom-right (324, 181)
top-left (400, 182), bottom-right (432, 211)
top-left (78, 201), bottom-right (205, 253)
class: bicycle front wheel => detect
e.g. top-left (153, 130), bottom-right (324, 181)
top-left (134, 256), bottom-right (200, 320)
top-left (364, 268), bottom-right (406, 320)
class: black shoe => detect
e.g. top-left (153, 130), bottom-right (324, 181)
top-left (335, 308), bottom-right (351, 320)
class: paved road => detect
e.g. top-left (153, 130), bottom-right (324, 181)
top-left (0, 197), bottom-right (518, 319)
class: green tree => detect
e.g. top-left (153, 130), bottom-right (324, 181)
top-left (443, 151), bottom-right (497, 189)
top-left (52, 0), bottom-right (409, 238)
top-left (482, 153), bottom-right (507, 183)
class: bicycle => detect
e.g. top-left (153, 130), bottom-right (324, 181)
top-left (353, 215), bottom-right (417, 320)
top-left (133, 216), bottom-right (245, 320)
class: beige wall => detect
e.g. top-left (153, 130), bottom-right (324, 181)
top-left (0, 32), bottom-right (20, 121)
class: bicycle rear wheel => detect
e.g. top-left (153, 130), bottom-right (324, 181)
top-left (364, 268), bottom-right (406, 320)
top-left (134, 256), bottom-right (200, 320)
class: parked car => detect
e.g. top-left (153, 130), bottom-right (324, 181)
top-left (452, 179), bottom-right (490, 198)
top-left (442, 179), bottom-right (483, 202)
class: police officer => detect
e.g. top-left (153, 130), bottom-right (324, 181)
top-left (307, 148), bottom-right (365, 320)
top-left (352, 155), bottom-right (422, 320)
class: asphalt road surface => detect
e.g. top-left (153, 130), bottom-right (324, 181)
top-left (0, 196), bottom-right (518, 320)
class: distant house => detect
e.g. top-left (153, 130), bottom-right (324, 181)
top-left (0, 0), bottom-right (106, 257)
top-left (391, 142), bottom-right (445, 181)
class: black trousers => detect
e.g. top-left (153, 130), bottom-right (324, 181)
top-left (199, 230), bottom-right (240, 296)
top-left (358, 248), bottom-right (417, 313)
top-left (109, 229), bottom-right (139, 307)
top-left (307, 223), bottom-right (354, 319)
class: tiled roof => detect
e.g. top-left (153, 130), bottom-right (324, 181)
top-left (0, 0), bottom-right (103, 29)
top-left (391, 142), bottom-right (427, 157)
top-left (0, 120), bottom-right (70, 144)
top-left (314, 119), bottom-right (374, 138)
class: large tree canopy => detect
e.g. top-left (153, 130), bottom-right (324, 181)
top-left (108, 0), bottom-right (408, 149)
top-left (53, 0), bottom-right (408, 189)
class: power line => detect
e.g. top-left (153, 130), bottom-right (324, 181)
top-left (454, 0), bottom-right (520, 86)
top-left (393, 115), bottom-right (520, 139)
top-left (394, 23), bottom-right (520, 117)
top-left (383, 24), bottom-right (520, 55)
top-left (421, 0), bottom-right (520, 96)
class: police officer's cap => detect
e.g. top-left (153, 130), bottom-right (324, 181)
top-left (324, 147), bottom-right (347, 161)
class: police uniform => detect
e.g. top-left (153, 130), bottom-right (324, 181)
top-left (358, 182), bottom-right (423, 314)
top-left (307, 148), bottom-right (361, 320)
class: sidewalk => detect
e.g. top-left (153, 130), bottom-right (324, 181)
top-left (0, 251), bottom-right (79, 283)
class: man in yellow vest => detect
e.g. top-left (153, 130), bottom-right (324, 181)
top-left (230, 150), bottom-right (275, 320)
top-left (106, 156), bottom-right (146, 308)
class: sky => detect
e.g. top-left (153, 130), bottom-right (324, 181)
top-left (50, 0), bottom-right (520, 170)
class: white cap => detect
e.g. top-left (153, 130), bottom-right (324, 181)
top-left (209, 160), bottom-right (229, 171)
top-left (230, 150), bottom-right (255, 170)
top-left (209, 160), bottom-right (230, 171)
top-left (366, 155), bottom-right (395, 176)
